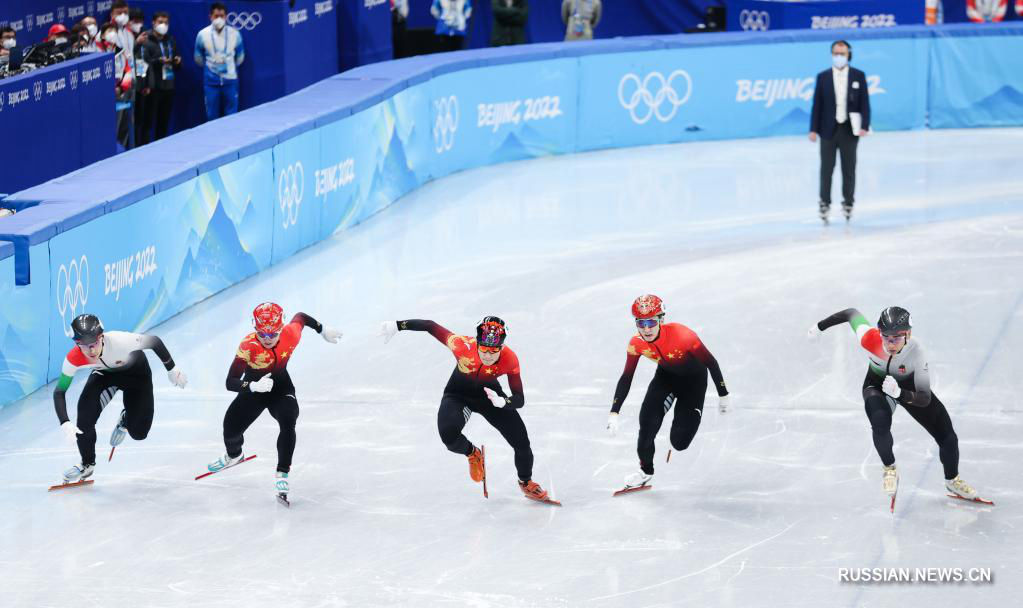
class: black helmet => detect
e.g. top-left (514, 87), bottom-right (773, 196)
top-left (71, 313), bottom-right (104, 343)
top-left (476, 316), bottom-right (507, 348)
top-left (877, 307), bottom-right (912, 335)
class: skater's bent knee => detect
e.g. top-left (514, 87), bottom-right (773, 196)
top-left (128, 429), bottom-right (148, 440)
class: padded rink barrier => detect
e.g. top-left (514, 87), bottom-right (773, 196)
top-left (1, 23), bottom-right (1022, 406)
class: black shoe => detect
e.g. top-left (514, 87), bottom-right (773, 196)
top-left (841, 203), bottom-right (853, 221)
top-left (818, 201), bottom-right (830, 224)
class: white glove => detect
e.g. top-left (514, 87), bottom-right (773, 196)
top-left (606, 412), bottom-right (620, 436)
top-left (61, 421), bottom-right (83, 445)
top-left (321, 326), bottom-right (342, 344)
top-left (807, 323), bottom-right (822, 340)
top-left (167, 367), bottom-right (188, 388)
top-left (718, 394), bottom-right (730, 414)
top-left (378, 321), bottom-right (398, 344)
top-left (250, 374), bottom-right (274, 393)
top-left (483, 387), bottom-right (507, 408)
top-left (882, 376), bottom-right (901, 399)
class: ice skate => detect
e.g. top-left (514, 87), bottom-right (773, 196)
top-left (819, 201), bottom-right (830, 225)
top-left (614, 469), bottom-right (653, 496)
top-left (519, 480), bottom-right (561, 506)
top-left (275, 471), bottom-right (290, 507)
top-left (62, 462), bottom-right (95, 483)
top-left (945, 476), bottom-right (977, 500)
top-left (109, 409), bottom-right (127, 448)
top-left (467, 446), bottom-right (486, 482)
top-left (207, 452), bottom-right (246, 474)
top-left (841, 202), bottom-right (853, 222)
top-left (882, 465), bottom-right (898, 496)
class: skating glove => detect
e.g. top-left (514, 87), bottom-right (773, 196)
top-left (807, 323), bottom-right (822, 339)
top-left (61, 421), bottom-right (83, 444)
top-left (378, 321), bottom-right (398, 344)
top-left (718, 394), bottom-right (730, 414)
top-left (882, 376), bottom-right (901, 399)
top-left (606, 413), bottom-right (620, 436)
top-left (321, 326), bottom-right (343, 344)
top-left (483, 387), bottom-right (509, 409)
top-left (167, 367), bottom-right (188, 388)
top-left (250, 374), bottom-right (274, 393)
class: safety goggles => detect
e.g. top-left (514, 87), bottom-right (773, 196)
top-left (478, 345), bottom-right (502, 354)
top-left (75, 338), bottom-right (101, 349)
top-left (880, 331), bottom-right (909, 340)
top-left (256, 331), bottom-right (280, 341)
top-left (635, 318), bottom-right (660, 329)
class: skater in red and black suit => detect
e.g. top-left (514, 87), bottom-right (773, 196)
top-left (608, 295), bottom-right (729, 491)
top-left (380, 316), bottom-right (554, 502)
top-left (205, 302), bottom-right (342, 502)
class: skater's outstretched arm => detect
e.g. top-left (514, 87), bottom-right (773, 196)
top-left (610, 353), bottom-right (640, 414)
top-left (396, 319), bottom-right (454, 345)
top-left (138, 334), bottom-right (177, 371)
top-left (289, 312), bottom-right (323, 333)
top-left (691, 342), bottom-right (728, 397)
top-left (816, 308), bottom-right (886, 358)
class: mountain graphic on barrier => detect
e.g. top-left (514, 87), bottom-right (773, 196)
top-left (949, 85), bottom-right (1023, 125)
top-left (174, 196), bottom-right (261, 305)
top-left (364, 125), bottom-right (419, 224)
top-left (0, 325), bottom-right (33, 405)
top-left (491, 123), bottom-right (559, 164)
top-left (764, 108), bottom-right (811, 136)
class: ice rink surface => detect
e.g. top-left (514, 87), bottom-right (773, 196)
top-left (2, 128), bottom-right (1022, 607)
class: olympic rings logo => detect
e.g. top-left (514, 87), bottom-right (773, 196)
top-left (739, 9), bottom-right (770, 31)
top-left (227, 11), bottom-right (262, 30)
top-left (618, 70), bottom-right (692, 125)
top-left (56, 256), bottom-right (90, 337)
top-left (433, 95), bottom-right (459, 154)
top-left (278, 162), bottom-right (304, 229)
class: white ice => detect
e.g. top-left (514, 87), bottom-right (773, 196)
top-left (2, 128), bottom-right (1022, 607)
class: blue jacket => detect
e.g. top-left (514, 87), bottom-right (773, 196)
top-left (431, 0), bottom-right (473, 37)
top-left (194, 24), bottom-right (245, 85)
top-left (810, 66), bottom-right (871, 138)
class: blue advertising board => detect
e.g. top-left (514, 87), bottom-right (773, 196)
top-left (0, 242), bottom-right (49, 407)
top-left (727, 0), bottom-right (924, 33)
top-left (928, 31), bottom-right (1023, 127)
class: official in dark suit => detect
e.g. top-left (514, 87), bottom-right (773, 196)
top-left (810, 40), bottom-right (870, 223)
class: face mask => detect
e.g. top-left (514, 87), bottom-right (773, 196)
top-left (104, 32), bottom-right (118, 45)
top-left (55, 37), bottom-right (68, 45)
top-left (832, 54), bottom-right (848, 69)
top-left (213, 17), bottom-right (226, 30)
top-left (154, 23), bottom-right (169, 36)
top-left (130, 23), bottom-right (142, 34)
top-left (87, 24), bottom-right (98, 37)
top-left (115, 13), bottom-right (129, 26)
top-left (2, 39), bottom-right (15, 50)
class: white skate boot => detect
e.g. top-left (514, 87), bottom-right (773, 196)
top-left (945, 476), bottom-right (977, 500)
top-left (109, 409), bottom-right (127, 447)
top-left (624, 469), bottom-right (652, 489)
top-left (275, 471), bottom-right (290, 507)
top-left (63, 463), bottom-right (95, 483)
top-left (207, 452), bottom-right (245, 473)
top-left (882, 465), bottom-right (899, 496)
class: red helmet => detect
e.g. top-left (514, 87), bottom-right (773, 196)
top-left (253, 302), bottom-right (285, 334)
top-left (49, 24), bottom-right (69, 38)
top-left (631, 294), bottom-right (664, 319)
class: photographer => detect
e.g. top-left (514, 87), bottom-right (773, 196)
top-left (138, 12), bottom-right (181, 142)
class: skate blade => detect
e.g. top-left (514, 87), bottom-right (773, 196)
top-left (277, 494), bottom-right (291, 508)
top-left (195, 454), bottom-right (258, 480)
top-left (481, 445), bottom-right (488, 499)
top-left (889, 492), bottom-right (897, 513)
top-left (524, 494), bottom-right (562, 506)
top-left (613, 484), bottom-right (652, 497)
top-left (947, 494), bottom-right (994, 506)
top-left (108, 446), bottom-right (116, 462)
top-left (49, 479), bottom-right (95, 492)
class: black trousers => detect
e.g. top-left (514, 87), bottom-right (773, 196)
top-left (819, 120), bottom-right (859, 207)
top-left (223, 392), bottom-right (299, 473)
top-left (437, 392), bottom-right (534, 482)
top-left (436, 35), bottom-right (465, 53)
top-left (637, 368), bottom-right (707, 475)
top-left (134, 91), bottom-right (150, 146)
top-left (863, 375), bottom-right (959, 480)
top-left (76, 354), bottom-right (154, 466)
top-left (144, 88), bottom-right (174, 141)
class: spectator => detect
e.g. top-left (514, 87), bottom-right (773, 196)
top-left (48, 24), bottom-right (71, 46)
top-left (809, 40), bottom-right (870, 224)
top-left (391, 0), bottom-right (409, 59)
top-left (138, 12), bottom-right (181, 142)
top-left (561, 0), bottom-right (601, 41)
top-left (0, 26), bottom-right (20, 70)
top-left (194, 2), bottom-right (246, 121)
top-left (110, 1), bottom-right (135, 58)
top-left (80, 16), bottom-right (101, 52)
top-left (101, 22), bottom-right (136, 149)
top-left (491, 0), bottom-right (528, 47)
top-left (131, 7), bottom-right (151, 147)
top-left (431, 0), bottom-right (472, 52)
top-left (129, 8), bottom-right (146, 38)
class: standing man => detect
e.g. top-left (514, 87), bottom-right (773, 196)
top-left (491, 0), bottom-right (528, 47)
top-left (561, 0), bottom-right (601, 41)
top-left (139, 12), bottom-right (181, 142)
top-left (0, 26), bottom-right (22, 71)
top-left (110, 1), bottom-right (137, 149)
top-left (431, 0), bottom-right (472, 53)
top-left (809, 40), bottom-right (870, 224)
top-left (194, 2), bottom-right (245, 121)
